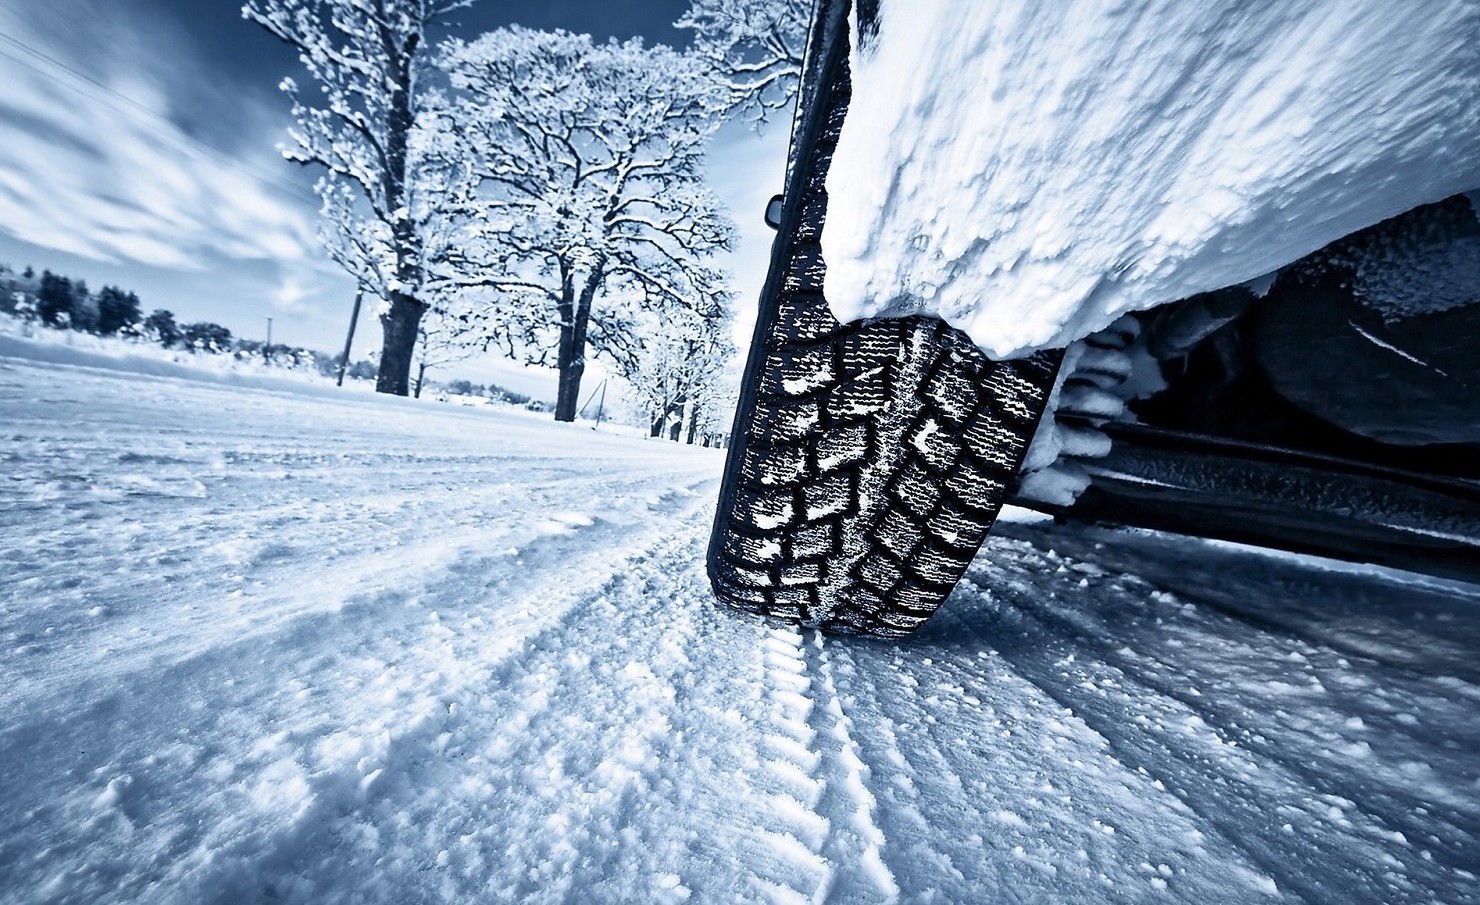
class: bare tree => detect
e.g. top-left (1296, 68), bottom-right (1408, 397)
top-left (243, 0), bottom-right (476, 396)
top-left (437, 28), bottom-right (736, 422)
top-left (676, 0), bottom-right (811, 121)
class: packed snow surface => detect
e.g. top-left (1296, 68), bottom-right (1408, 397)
top-left (3, 347), bottom-right (1480, 903)
top-left (822, 0), bottom-right (1480, 358)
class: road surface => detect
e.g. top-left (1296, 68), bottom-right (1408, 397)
top-left (2, 348), bottom-right (1476, 904)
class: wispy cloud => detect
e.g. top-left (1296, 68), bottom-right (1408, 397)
top-left (0, 0), bottom-right (317, 270)
top-left (271, 272), bottom-right (316, 314)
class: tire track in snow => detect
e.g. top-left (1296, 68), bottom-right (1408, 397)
top-left (798, 630), bottom-right (899, 904)
top-left (749, 625), bottom-right (835, 902)
top-left (989, 564), bottom-right (1480, 884)
top-left (958, 535), bottom-right (1480, 904)
top-left (828, 635), bottom-right (1070, 900)
top-left (746, 625), bottom-right (899, 904)
top-left (950, 547), bottom-right (1444, 903)
top-left (0, 485), bottom-right (720, 905)
top-left (811, 641), bottom-right (972, 897)
top-left (2, 464), bottom-right (713, 716)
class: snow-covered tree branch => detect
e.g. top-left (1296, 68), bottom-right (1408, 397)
top-left (676, 0), bottom-right (811, 121)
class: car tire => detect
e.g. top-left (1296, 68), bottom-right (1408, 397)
top-left (706, 4), bottom-right (1060, 637)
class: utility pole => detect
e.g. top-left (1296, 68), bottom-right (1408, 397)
top-left (336, 287), bottom-right (364, 387)
top-left (265, 316), bottom-right (273, 361)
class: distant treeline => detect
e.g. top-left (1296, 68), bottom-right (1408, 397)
top-left (0, 261), bottom-right (553, 408)
top-left (0, 262), bottom-right (377, 380)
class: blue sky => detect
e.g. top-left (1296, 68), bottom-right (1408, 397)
top-left (0, 0), bottom-right (785, 393)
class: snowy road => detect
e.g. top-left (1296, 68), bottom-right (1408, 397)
top-left (2, 352), bottom-right (1478, 904)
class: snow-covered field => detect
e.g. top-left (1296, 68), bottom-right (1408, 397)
top-left (2, 349), bottom-right (1477, 904)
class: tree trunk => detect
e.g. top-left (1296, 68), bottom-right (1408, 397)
top-left (374, 30), bottom-right (423, 397)
top-left (554, 279), bottom-right (580, 422)
top-left (554, 264), bottom-right (602, 422)
top-left (413, 360), bottom-right (427, 398)
top-left (686, 401), bottom-right (699, 445)
top-left (650, 412), bottom-right (664, 438)
top-left (375, 291), bottom-right (425, 396)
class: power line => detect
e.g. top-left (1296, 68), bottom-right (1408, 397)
top-left (0, 27), bottom-right (317, 205)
